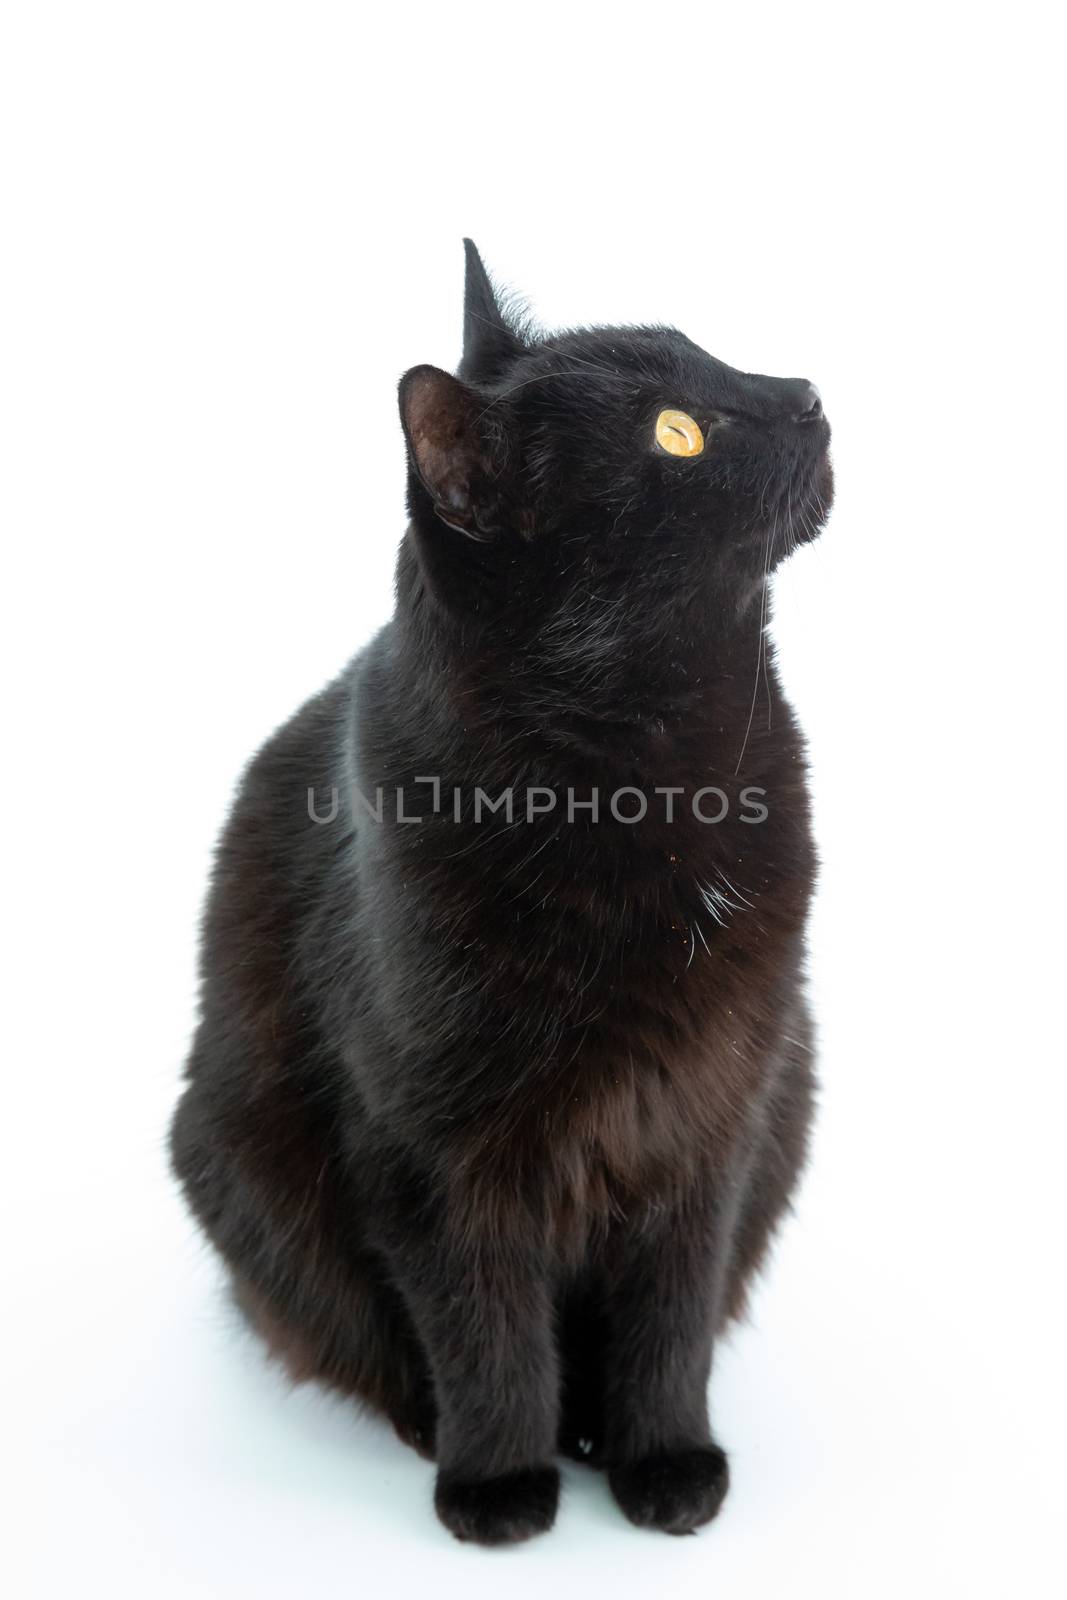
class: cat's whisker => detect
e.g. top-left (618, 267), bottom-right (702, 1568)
top-left (734, 508), bottom-right (775, 774)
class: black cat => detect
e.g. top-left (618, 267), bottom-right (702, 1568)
top-left (171, 241), bottom-right (833, 1544)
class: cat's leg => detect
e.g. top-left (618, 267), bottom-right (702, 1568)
top-left (598, 1176), bottom-right (732, 1535)
top-left (558, 1279), bottom-right (609, 1464)
top-left (171, 1075), bottom-right (436, 1456)
top-left (229, 1257), bottom-right (437, 1458)
top-left (377, 1183), bottom-right (561, 1545)
top-left (722, 1009), bottom-right (816, 1326)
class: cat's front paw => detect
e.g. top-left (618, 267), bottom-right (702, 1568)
top-left (434, 1465), bottom-right (560, 1545)
top-left (609, 1445), bottom-right (729, 1535)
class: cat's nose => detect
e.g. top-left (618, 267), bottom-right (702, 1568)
top-left (793, 383), bottom-right (822, 423)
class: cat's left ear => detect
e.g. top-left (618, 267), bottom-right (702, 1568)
top-left (458, 239), bottom-right (526, 384)
top-left (399, 364), bottom-right (509, 541)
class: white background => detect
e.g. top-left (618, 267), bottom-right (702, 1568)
top-left (3, 3), bottom-right (1064, 1596)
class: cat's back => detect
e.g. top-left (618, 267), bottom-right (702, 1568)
top-left (187, 636), bottom-right (385, 1080)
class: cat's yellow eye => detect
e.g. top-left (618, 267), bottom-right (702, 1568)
top-left (655, 409), bottom-right (704, 457)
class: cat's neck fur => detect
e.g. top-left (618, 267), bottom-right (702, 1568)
top-left (385, 530), bottom-right (789, 791)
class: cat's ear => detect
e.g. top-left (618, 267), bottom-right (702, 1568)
top-left (399, 364), bottom-right (509, 541)
top-left (458, 239), bottom-right (525, 384)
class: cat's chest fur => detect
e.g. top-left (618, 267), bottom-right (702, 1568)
top-left (356, 748), bottom-right (812, 1238)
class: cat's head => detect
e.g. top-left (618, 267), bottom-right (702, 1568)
top-left (398, 241), bottom-right (832, 639)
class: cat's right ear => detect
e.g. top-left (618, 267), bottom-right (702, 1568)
top-left (458, 239), bottom-right (525, 384)
top-left (399, 364), bottom-right (509, 541)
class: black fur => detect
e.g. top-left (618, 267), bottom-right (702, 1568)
top-left (171, 241), bottom-right (833, 1544)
